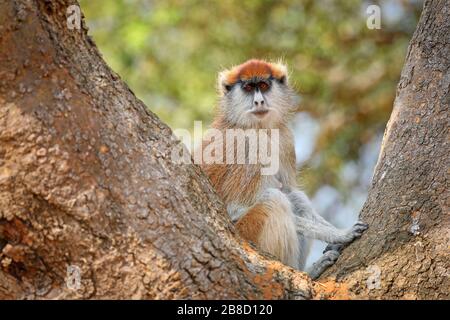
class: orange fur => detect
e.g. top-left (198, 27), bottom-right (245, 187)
top-left (224, 59), bottom-right (286, 86)
top-left (235, 204), bottom-right (269, 243)
top-left (200, 123), bottom-right (297, 206)
top-left (201, 130), bottom-right (262, 205)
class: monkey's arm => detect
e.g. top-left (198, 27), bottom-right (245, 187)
top-left (296, 216), bottom-right (367, 279)
top-left (287, 190), bottom-right (336, 228)
top-left (287, 189), bottom-right (368, 243)
top-left (294, 215), bottom-right (368, 244)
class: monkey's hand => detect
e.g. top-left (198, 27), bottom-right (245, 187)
top-left (323, 221), bottom-right (368, 253)
top-left (345, 221), bottom-right (369, 241)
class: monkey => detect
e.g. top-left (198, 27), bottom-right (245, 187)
top-left (200, 59), bottom-right (368, 279)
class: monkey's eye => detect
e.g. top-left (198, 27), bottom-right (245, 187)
top-left (258, 82), bottom-right (270, 92)
top-left (243, 84), bottom-right (254, 92)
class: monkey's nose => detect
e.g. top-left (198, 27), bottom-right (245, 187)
top-left (253, 90), bottom-right (265, 107)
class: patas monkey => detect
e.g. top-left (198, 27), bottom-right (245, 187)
top-left (201, 59), bottom-right (368, 279)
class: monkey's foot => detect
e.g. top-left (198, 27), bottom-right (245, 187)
top-left (307, 250), bottom-right (340, 280)
top-left (323, 243), bottom-right (345, 254)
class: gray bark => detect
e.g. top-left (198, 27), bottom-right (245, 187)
top-left (322, 0), bottom-right (449, 300)
top-left (0, 0), bottom-right (448, 300)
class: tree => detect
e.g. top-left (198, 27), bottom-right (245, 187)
top-left (0, 0), bottom-right (448, 299)
top-left (321, 0), bottom-right (449, 299)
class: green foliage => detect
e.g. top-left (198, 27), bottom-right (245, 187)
top-left (80, 0), bottom-right (422, 195)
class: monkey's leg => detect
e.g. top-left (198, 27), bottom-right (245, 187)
top-left (284, 189), bottom-right (333, 269)
top-left (297, 235), bottom-right (312, 271)
top-left (235, 188), bottom-right (300, 269)
top-left (287, 189), bottom-right (343, 277)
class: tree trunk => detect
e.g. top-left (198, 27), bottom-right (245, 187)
top-left (0, 0), bottom-right (447, 299)
top-left (321, 0), bottom-right (450, 299)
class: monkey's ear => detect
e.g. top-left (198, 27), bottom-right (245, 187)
top-left (217, 70), bottom-right (233, 95)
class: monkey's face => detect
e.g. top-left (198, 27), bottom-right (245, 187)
top-left (218, 60), bottom-right (299, 128)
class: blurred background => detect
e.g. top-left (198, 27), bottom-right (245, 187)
top-left (80, 0), bottom-right (423, 266)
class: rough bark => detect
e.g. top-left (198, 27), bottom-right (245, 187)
top-left (0, 0), bottom-right (315, 299)
top-left (0, 0), bottom-right (447, 300)
top-left (321, 0), bottom-right (449, 299)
